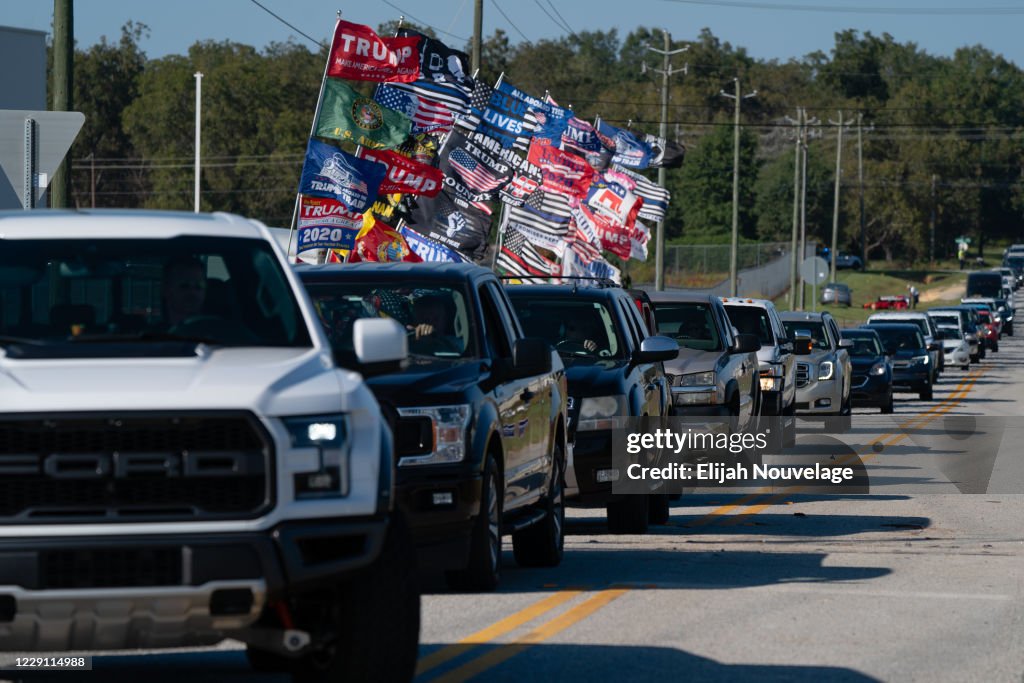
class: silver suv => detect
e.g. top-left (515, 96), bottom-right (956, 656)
top-left (721, 297), bottom-right (796, 447)
top-left (780, 311), bottom-right (853, 428)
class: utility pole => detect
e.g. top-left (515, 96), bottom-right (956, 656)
top-left (646, 30), bottom-right (687, 291)
top-left (798, 109), bottom-right (820, 310)
top-left (930, 174), bottom-right (937, 264)
top-left (194, 72), bottom-right (203, 213)
top-left (720, 78), bottom-right (757, 296)
top-left (785, 108), bottom-right (803, 309)
top-left (857, 114), bottom-right (866, 267)
top-left (51, 0), bottom-right (73, 208)
top-left (828, 111), bottom-right (852, 283)
top-left (471, 0), bottom-right (483, 74)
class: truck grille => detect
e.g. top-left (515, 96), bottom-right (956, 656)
top-left (0, 413), bottom-right (273, 523)
top-left (796, 363), bottom-right (811, 388)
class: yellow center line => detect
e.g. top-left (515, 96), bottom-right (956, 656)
top-left (416, 589), bottom-right (584, 677)
top-left (721, 367), bottom-right (987, 525)
top-left (688, 369), bottom-right (979, 527)
top-left (427, 588), bottom-right (630, 683)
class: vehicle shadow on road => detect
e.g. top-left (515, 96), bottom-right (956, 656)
top-left (413, 642), bottom-right (879, 682)
top-left (563, 512), bottom-right (931, 537)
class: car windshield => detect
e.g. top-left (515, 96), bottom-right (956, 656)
top-left (782, 321), bottom-right (831, 350)
top-left (509, 297), bottom-right (623, 359)
top-left (871, 317), bottom-right (929, 337)
top-left (652, 302), bottom-right (721, 351)
top-left (935, 326), bottom-right (960, 340)
top-left (303, 282), bottom-right (478, 363)
top-left (0, 236), bottom-right (311, 358)
top-left (929, 313), bottom-right (960, 330)
top-left (873, 327), bottom-right (925, 354)
top-left (842, 334), bottom-right (883, 357)
top-left (724, 305), bottom-right (774, 345)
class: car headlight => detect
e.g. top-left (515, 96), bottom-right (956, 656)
top-left (675, 371), bottom-right (716, 387)
top-left (818, 360), bottom-right (834, 380)
top-left (869, 362), bottom-right (886, 376)
top-left (396, 404), bottom-right (471, 467)
top-left (578, 395), bottom-right (627, 431)
top-left (283, 414), bottom-right (348, 498)
top-left (913, 355), bottom-right (930, 365)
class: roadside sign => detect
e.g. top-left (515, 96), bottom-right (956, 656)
top-left (0, 109), bottom-right (85, 209)
top-left (800, 256), bottom-right (829, 286)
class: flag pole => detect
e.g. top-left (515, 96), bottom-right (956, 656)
top-left (491, 202), bottom-right (508, 271)
top-left (289, 12), bottom-right (342, 265)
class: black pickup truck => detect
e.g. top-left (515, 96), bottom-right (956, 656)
top-left (298, 263), bottom-right (568, 591)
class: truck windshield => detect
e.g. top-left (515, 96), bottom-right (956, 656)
top-left (0, 237), bottom-right (312, 357)
top-left (966, 273), bottom-right (1003, 298)
top-left (509, 297), bottom-right (624, 359)
top-left (304, 282), bottom-right (479, 363)
top-left (652, 302), bottom-right (722, 351)
top-left (873, 327), bottom-right (925, 354)
top-left (724, 305), bottom-right (774, 345)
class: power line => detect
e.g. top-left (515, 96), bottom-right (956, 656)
top-left (490, 0), bottom-right (533, 43)
top-left (247, 0), bottom-right (325, 48)
top-left (545, 0), bottom-right (579, 38)
top-left (380, 0), bottom-right (470, 42)
top-left (531, 0), bottom-right (573, 37)
top-left (660, 0), bottom-right (1024, 15)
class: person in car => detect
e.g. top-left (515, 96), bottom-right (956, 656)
top-left (409, 293), bottom-right (462, 354)
top-left (161, 256), bottom-right (207, 327)
top-left (563, 317), bottom-right (602, 353)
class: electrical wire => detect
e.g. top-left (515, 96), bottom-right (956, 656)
top-left (531, 0), bottom-right (574, 37)
top-left (247, 0), bottom-right (326, 48)
top-left (660, 0), bottom-right (1024, 15)
top-left (491, 0), bottom-right (533, 43)
top-left (545, 0), bottom-right (579, 39)
top-left (379, 0), bottom-right (470, 42)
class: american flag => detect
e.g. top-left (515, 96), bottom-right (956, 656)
top-left (376, 84), bottom-right (454, 135)
top-left (448, 147), bottom-right (503, 193)
top-left (496, 224), bottom-right (561, 278)
top-left (385, 80), bottom-right (471, 119)
top-left (504, 189), bottom-right (572, 241)
top-left (613, 164), bottom-right (670, 221)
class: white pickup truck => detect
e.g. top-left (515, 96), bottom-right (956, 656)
top-left (0, 210), bottom-right (417, 682)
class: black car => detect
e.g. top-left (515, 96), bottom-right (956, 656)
top-left (299, 263), bottom-right (569, 591)
top-left (506, 282), bottom-right (679, 534)
top-left (840, 328), bottom-right (894, 413)
top-left (869, 322), bottom-right (934, 401)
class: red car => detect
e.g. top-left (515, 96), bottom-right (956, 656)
top-left (863, 295), bottom-right (910, 311)
top-left (975, 309), bottom-right (1000, 351)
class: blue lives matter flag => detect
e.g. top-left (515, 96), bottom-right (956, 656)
top-left (299, 138), bottom-right (387, 213)
top-left (596, 119), bottom-right (654, 169)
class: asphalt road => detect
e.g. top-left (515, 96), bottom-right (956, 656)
top-left (6, 334), bottom-right (1024, 683)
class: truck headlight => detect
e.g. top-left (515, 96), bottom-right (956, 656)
top-left (913, 355), bottom-right (930, 365)
top-left (818, 360), bottom-right (834, 380)
top-left (283, 414), bottom-right (348, 498)
top-left (675, 371), bottom-right (715, 387)
top-left (397, 404), bottom-right (471, 467)
top-left (578, 395), bottom-right (627, 431)
top-left (869, 362), bottom-right (886, 376)
top-left (759, 365), bottom-right (782, 392)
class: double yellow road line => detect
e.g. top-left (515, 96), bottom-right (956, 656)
top-left (416, 587), bottom-right (629, 682)
top-left (693, 366), bottom-right (987, 527)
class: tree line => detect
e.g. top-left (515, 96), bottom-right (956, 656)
top-left (54, 21), bottom-right (1024, 262)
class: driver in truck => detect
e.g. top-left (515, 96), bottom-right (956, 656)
top-left (161, 256), bottom-right (208, 326)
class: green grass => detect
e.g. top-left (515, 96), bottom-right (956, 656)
top-left (774, 269), bottom-right (967, 326)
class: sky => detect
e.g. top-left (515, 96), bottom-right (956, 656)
top-left (4, 0), bottom-right (1024, 67)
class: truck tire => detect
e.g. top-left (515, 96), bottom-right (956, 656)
top-left (446, 454), bottom-right (502, 591)
top-left (881, 392), bottom-right (894, 414)
top-left (607, 494), bottom-right (649, 534)
top-left (247, 515), bottom-right (421, 683)
top-left (920, 386), bottom-right (933, 401)
top-left (513, 443), bottom-right (565, 568)
top-left (647, 492), bottom-right (671, 525)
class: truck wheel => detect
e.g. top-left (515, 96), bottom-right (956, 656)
top-left (247, 515), bottom-right (421, 683)
top-left (607, 494), bottom-right (649, 534)
top-left (992, 340), bottom-right (999, 352)
top-left (446, 454), bottom-right (502, 591)
top-left (647, 492), bottom-right (671, 525)
top-left (881, 392), bottom-right (894, 414)
top-left (513, 443), bottom-right (565, 568)
top-left (920, 387), bottom-right (933, 401)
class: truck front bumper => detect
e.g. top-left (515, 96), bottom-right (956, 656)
top-left (0, 515), bottom-right (388, 652)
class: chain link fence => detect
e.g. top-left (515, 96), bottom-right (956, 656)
top-left (646, 242), bottom-right (814, 299)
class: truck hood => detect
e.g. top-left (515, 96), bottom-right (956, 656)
top-left (368, 357), bottom-right (484, 403)
top-left (662, 346), bottom-right (725, 375)
top-left (562, 357), bottom-right (630, 397)
top-left (0, 346), bottom-right (352, 416)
